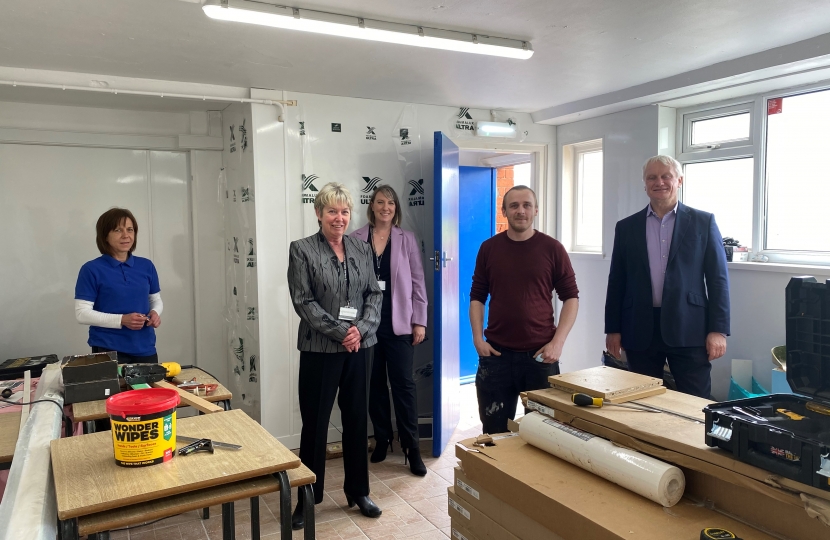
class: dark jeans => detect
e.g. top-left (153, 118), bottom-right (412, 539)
top-left (298, 349), bottom-right (369, 504)
top-left (625, 308), bottom-right (712, 399)
top-left (369, 334), bottom-right (419, 449)
top-left (91, 346), bottom-right (158, 364)
top-left (475, 341), bottom-right (560, 435)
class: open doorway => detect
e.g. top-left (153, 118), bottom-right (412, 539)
top-left (457, 149), bottom-right (537, 384)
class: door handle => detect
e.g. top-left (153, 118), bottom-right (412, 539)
top-left (430, 251), bottom-right (453, 270)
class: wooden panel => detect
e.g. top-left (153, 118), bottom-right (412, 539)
top-left (51, 409), bottom-right (301, 519)
top-left (72, 367), bottom-right (232, 422)
top-left (78, 466), bottom-right (315, 536)
top-left (151, 381), bottom-right (224, 414)
top-left (0, 411), bottom-right (21, 463)
top-left (525, 386), bottom-right (830, 502)
top-left (548, 366), bottom-right (665, 402)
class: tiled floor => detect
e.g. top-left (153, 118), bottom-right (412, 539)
top-left (106, 384), bottom-right (499, 540)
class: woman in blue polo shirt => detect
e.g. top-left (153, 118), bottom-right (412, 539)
top-left (74, 208), bottom-right (163, 363)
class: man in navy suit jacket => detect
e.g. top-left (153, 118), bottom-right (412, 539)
top-left (604, 155), bottom-right (730, 398)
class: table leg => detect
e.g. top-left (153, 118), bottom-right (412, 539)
top-left (250, 495), bottom-right (260, 539)
top-left (202, 506), bottom-right (210, 519)
top-left (222, 502), bottom-right (235, 540)
top-left (64, 417), bottom-right (73, 438)
top-left (223, 399), bottom-right (232, 410)
top-left (276, 470), bottom-right (291, 539)
top-left (302, 484), bottom-right (316, 540)
top-left (58, 518), bottom-right (79, 540)
top-left (84, 420), bottom-right (96, 434)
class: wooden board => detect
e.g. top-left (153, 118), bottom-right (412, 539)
top-left (548, 366), bottom-right (665, 403)
top-left (525, 386), bottom-right (830, 502)
top-left (77, 465), bottom-right (315, 535)
top-left (51, 409), bottom-right (301, 520)
top-left (0, 411), bottom-right (21, 464)
top-left (151, 380), bottom-right (224, 414)
top-left (72, 367), bottom-right (232, 422)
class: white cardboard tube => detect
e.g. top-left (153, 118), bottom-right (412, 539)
top-left (519, 412), bottom-right (685, 507)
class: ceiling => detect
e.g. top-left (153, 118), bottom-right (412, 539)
top-left (2, 0), bottom-right (830, 113)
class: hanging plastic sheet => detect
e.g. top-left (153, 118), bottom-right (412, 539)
top-left (392, 104), bottom-right (427, 255)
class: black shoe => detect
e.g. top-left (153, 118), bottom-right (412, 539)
top-left (404, 446), bottom-right (427, 477)
top-left (345, 493), bottom-right (382, 518)
top-left (291, 499), bottom-right (305, 530)
top-left (370, 439), bottom-right (393, 463)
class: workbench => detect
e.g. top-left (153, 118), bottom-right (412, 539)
top-left (51, 409), bottom-right (306, 540)
top-left (71, 366), bottom-right (232, 433)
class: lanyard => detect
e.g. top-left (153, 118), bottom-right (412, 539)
top-left (369, 227), bottom-right (390, 279)
top-left (335, 242), bottom-right (351, 306)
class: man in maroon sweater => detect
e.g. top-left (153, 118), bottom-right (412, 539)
top-left (470, 186), bottom-right (580, 434)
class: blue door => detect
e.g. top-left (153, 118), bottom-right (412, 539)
top-left (432, 132), bottom-right (460, 457)
top-left (458, 166), bottom-right (496, 384)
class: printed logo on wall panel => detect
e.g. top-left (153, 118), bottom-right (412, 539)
top-left (233, 237), bottom-right (240, 264)
top-left (455, 108), bottom-right (475, 131)
top-left (241, 187), bottom-right (251, 202)
top-left (366, 127), bottom-right (377, 141)
top-left (247, 306), bottom-right (257, 321)
top-left (246, 238), bottom-right (256, 267)
top-left (361, 176), bottom-right (383, 204)
top-left (233, 337), bottom-right (244, 376)
top-left (229, 124), bottom-right (237, 153)
top-left (302, 174), bottom-right (320, 204)
top-left (299, 121), bottom-right (306, 136)
top-left (239, 119), bottom-right (248, 152)
top-left (408, 179), bottom-right (425, 207)
top-left (399, 128), bottom-right (412, 146)
top-left (249, 355), bottom-right (258, 383)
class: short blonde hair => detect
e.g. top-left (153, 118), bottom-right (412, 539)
top-left (643, 155), bottom-right (683, 179)
top-left (314, 182), bottom-right (354, 218)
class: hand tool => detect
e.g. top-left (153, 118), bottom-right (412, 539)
top-left (701, 527), bottom-right (742, 540)
top-left (571, 393), bottom-right (660, 412)
top-left (178, 438), bottom-right (215, 456)
top-left (776, 408), bottom-right (806, 421)
top-left (806, 401), bottom-right (830, 416)
top-left (177, 434), bottom-right (242, 450)
top-left (119, 362), bottom-right (182, 388)
top-left (628, 400), bottom-right (704, 423)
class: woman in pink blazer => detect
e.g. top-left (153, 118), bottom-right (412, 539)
top-left (352, 185), bottom-right (428, 476)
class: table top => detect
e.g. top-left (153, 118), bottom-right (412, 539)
top-left (0, 411), bottom-right (21, 463)
top-left (51, 409), bottom-right (300, 520)
top-left (72, 367), bottom-right (232, 422)
top-left (77, 465), bottom-right (315, 536)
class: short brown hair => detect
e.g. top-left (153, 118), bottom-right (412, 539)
top-left (96, 208), bottom-right (138, 256)
top-left (366, 185), bottom-right (403, 227)
top-left (501, 185), bottom-right (538, 212)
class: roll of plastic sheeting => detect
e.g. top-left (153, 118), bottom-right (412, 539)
top-left (518, 411), bottom-right (685, 507)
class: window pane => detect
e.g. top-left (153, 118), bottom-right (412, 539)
top-left (683, 158), bottom-right (753, 248)
top-left (766, 90), bottom-right (830, 252)
top-left (575, 150), bottom-right (603, 248)
top-left (691, 113), bottom-right (750, 145)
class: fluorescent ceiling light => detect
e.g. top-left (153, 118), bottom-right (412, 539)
top-left (203, 1), bottom-right (533, 60)
top-left (476, 121), bottom-right (518, 137)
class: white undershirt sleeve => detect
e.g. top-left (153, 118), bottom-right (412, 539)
top-left (149, 293), bottom-right (163, 316)
top-left (75, 300), bottom-right (123, 329)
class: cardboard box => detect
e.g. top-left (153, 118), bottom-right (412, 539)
top-left (448, 487), bottom-right (522, 540)
top-left (61, 351), bottom-right (120, 404)
top-left (454, 468), bottom-right (562, 540)
top-left (456, 433), bottom-right (779, 540)
top-left (450, 520), bottom-right (480, 540)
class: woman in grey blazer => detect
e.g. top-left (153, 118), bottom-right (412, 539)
top-left (287, 182), bottom-right (382, 528)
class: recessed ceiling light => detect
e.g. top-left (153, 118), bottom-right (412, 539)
top-left (202, 0), bottom-right (533, 60)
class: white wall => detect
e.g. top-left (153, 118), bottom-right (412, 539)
top-left (556, 105), bottom-right (830, 399)
top-left (248, 90), bottom-right (556, 448)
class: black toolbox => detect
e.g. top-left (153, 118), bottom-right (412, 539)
top-left (703, 276), bottom-right (830, 491)
top-left (0, 354), bottom-right (59, 380)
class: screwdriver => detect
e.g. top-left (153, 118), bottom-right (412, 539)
top-left (571, 393), bottom-right (659, 412)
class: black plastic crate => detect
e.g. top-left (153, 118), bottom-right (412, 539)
top-left (703, 276), bottom-right (830, 491)
top-left (0, 354), bottom-right (59, 380)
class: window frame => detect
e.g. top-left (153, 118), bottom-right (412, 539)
top-left (570, 139), bottom-right (604, 253)
top-left (675, 80), bottom-right (830, 266)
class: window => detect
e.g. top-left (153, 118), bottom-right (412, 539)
top-left (677, 83), bottom-right (830, 265)
top-left (765, 90), bottom-right (830, 252)
top-left (561, 139), bottom-right (603, 252)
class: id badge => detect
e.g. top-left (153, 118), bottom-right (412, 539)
top-left (339, 306), bottom-right (358, 321)
top-left (377, 280), bottom-right (386, 291)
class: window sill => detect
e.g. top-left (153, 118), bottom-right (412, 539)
top-left (567, 251), bottom-right (605, 261)
top-left (727, 260), bottom-right (830, 275)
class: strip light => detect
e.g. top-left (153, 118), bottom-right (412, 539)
top-left (476, 121), bottom-right (518, 137)
top-left (203, 0), bottom-right (533, 60)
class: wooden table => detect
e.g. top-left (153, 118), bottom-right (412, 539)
top-left (52, 409), bottom-right (302, 540)
top-left (0, 411), bottom-right (20, 470)
top-left (72, 367), bottom-right (233, 432)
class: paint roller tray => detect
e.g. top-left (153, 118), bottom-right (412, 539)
top-left (703, 275), bottom-right (830, 491)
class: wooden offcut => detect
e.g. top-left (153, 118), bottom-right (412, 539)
top-left (548, 366), bottom-right (665, 403)
top-left (151, 380), bottom-right (224, 414)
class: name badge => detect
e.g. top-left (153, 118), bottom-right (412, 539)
top-left (377, 280), bottom-right (386, 291)
top-left (339, 306), bottom-right (358, 321)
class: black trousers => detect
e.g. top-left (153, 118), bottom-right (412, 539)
top-left (299, 349), bottom-right (369, 504)
top-left (369, 334), bottom-right (419, 449)
top-left (625, 308), bottom-right (712, 399)
top-left (91, 346), bottom-right (158, 364)
top-left (475, 341), bottom-right (559, 435)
